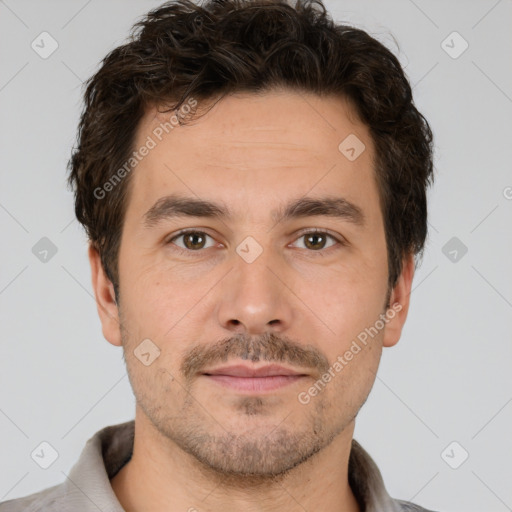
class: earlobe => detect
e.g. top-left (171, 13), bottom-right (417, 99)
top-left (88, 244), bottom-right (122, 347)
top-left (382, 253), bottom-right (415, 348)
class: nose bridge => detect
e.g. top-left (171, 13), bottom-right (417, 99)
top-left (216, 236), bottom-right (293, 333)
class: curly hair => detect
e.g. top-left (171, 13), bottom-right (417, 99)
top-left (67, 0), bottom-right (434, 302)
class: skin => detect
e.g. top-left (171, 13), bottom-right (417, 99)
top-left (89, 89), bottom-right (415, 512)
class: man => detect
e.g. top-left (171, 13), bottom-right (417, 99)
top-left (1, 0), bottom-right (437, 510)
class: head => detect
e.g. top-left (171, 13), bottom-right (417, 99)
top-left (69, 0), bottom-right (434, 480)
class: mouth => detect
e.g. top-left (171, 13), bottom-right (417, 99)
top-left (201, 363), bottom-right (309, 393)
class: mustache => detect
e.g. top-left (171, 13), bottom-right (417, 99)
top-left (180, 331), bottom-right (330, 382)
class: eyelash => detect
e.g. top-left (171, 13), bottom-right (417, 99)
top-left (166, 228), bottom-right (346, 256)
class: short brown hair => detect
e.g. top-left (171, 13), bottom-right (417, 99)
top-left (67, 0), bottom-right (434, 302)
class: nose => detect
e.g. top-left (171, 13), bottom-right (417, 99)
top-left (216, 249), bottom-right (294, 336)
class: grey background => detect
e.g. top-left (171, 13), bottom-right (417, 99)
top-left (1, 0), bottom-right (511, 510)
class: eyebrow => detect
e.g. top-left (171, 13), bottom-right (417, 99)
top-left (142, 193), bottom-right (365, 229)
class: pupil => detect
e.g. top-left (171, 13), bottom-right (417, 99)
top-left (307, 234), bottom-right (324, 250)
top-left (186, 233), bottom-right (203, 249)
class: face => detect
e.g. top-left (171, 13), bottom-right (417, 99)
top-left (90, 89), bottom-right (414, 479)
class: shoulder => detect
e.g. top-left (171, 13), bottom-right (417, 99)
top-left (0, 483), bottom-right (66, 512)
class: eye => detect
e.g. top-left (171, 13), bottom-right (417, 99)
top-left (290, 229), bottom-right (342, 252)
top-left (166, 228), bottom-right (344, 255)
top-left (167, 230), bottom-right (217, 252)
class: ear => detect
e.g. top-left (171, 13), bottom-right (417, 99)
top-left (382, 253), bottom-right (415, 348)
top-left (88, 243), bottom-right (122, 347)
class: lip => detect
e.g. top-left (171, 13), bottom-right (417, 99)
top-left (202, 363), bottom-right (305, 378)
top-left (201, 364), bottom-right (308, 393)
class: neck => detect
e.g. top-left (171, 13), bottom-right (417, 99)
top-left (111, 413), bottom-right (361, 512)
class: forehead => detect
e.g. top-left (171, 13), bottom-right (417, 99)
top-left (125, 90), bottom-right (379, 227)
top-left (140, 90), bottom-right (366, 158)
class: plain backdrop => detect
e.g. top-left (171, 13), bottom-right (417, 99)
top-left (1, 1), bottom-right (511, 510)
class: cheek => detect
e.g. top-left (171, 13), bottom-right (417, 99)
top-left (125, 356), bottom-right (185, 419)
top-left (292, 259), bottom-right (387, 342)
top-left (337, 344), bottom-right (382, 409)
top-left (120, 259), bottom-right (202, 336)
top-left (297, 333), bottom-right (382, 416)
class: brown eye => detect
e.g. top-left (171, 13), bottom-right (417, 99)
top-left (303, 232), bottom-right (329, 250)
top-left (182, 232), bottom-right (207, 250)
top-left (168, 230), bottom-right (215, 251)
top-left (292, 230), bottom-right (340, 251)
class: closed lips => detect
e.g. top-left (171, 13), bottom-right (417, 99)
top-left (203, 364), bottom-right (307, 377)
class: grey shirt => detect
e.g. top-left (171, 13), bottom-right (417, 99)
top-left (0, 420), bottom-right (437, 512)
